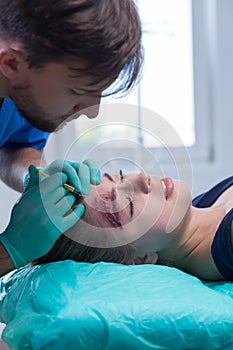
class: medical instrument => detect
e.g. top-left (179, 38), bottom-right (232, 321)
top-left (37, 169), bottom-right (83, 196)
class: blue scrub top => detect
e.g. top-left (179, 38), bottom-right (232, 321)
top-left (0, 98), bottom-right (49, 150)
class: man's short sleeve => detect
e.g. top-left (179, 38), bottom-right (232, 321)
top-left (0, 98), bottom-right (50, 150)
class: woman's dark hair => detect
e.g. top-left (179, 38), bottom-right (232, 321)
top-left (33, 234), bottom-right (136, 266)
top-left (0, 0), bottom-right (143, 96)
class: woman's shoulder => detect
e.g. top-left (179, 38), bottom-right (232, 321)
top-left (192, 176), bottom-right (233, 208)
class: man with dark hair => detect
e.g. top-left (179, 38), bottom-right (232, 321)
top-left (0, 0), bottom-right (143, 275)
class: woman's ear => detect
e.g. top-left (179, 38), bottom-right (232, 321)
top-left (134, 252), bottom-right (158, 265)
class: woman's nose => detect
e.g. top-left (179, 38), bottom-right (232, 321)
top-left (116, 172), bottom-right (151, 196)
top-left (127, 172), bottom-right (151, 194)
top-left (136, 172), bottom-right (151, 193)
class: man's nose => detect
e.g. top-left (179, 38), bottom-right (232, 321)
top-left (84, 96), bottom-right (101, 119)
top-left (85, 102), bottom-right (101, 119)
top-left (74, 93), bottom-right (101, 119)
top-left (74, 103), bottom-right (100, 119)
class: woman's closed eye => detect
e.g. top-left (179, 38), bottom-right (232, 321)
top-left (103, 170), bottom-right (134, 218)
top-left (119, 169), bottom-right (134, 218)
top-left (127, 196), bottom-right (134, 217)
top-left (119, 169), bottom-right (124, 182)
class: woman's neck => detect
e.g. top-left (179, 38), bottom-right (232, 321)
top-left (157, 204), bottom-right (226, 280)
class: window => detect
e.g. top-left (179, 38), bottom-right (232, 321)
top-left (70, 1), bottom-right (208, 158)
top-left (137, 0), bottom-right (195, 147)
top-left (47, 0), bottom-right (225, 194)
top-left (60, 0), bottom-right (205, 178)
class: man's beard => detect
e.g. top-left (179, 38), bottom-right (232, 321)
top-left (9, 83), bottom-right (69, 132)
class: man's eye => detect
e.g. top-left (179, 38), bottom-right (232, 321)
top-left (68, 88), bottom-right (84, 96)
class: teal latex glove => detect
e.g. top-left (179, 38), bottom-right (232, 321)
top-left (0, 165), bottom-right (86, 268)
top-left (43, 158), bottom-right (101, 196)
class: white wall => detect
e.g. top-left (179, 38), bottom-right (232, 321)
top-left (147, 0), bottom-right (233, 198)
top-left (191, 0), bottom-right (233, 195)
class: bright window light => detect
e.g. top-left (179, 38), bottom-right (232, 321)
top-left (75, 0), bottom-right (195, 148)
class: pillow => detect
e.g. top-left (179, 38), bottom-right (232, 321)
top-left (1, 260), bottom-right (233, 350)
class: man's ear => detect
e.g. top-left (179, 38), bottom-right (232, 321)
top-left (0, 46), bottom-right (28, 79)
top-left (134, 252), bottom-right (158, 265)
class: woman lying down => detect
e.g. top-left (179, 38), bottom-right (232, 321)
top-left (34, 170), bottom-right (233, 282)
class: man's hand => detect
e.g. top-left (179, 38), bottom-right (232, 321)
top-left (42, 158), bottom-right (101, 195)
top-left (0, 158), bottom-right (100, 268)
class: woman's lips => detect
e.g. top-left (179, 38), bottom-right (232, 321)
top-left (161, 177), bottom-right (174, 200)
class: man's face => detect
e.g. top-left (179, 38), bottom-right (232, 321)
top-left (8, 60), bottom-right (112, 132)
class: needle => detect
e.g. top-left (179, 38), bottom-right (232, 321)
top-left (37, 169), bottom-right (83, 196)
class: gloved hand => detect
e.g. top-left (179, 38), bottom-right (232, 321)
top-left (40, 158), bottom-right (101, 196)
top-left (0, 159), bottom-right (99, 268)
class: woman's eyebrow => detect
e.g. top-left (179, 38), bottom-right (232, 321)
top-left (103, 173), bottom-right (115, 182)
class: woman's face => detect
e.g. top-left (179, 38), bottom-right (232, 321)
top-left (71, 171), bottom-right (192, 253)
